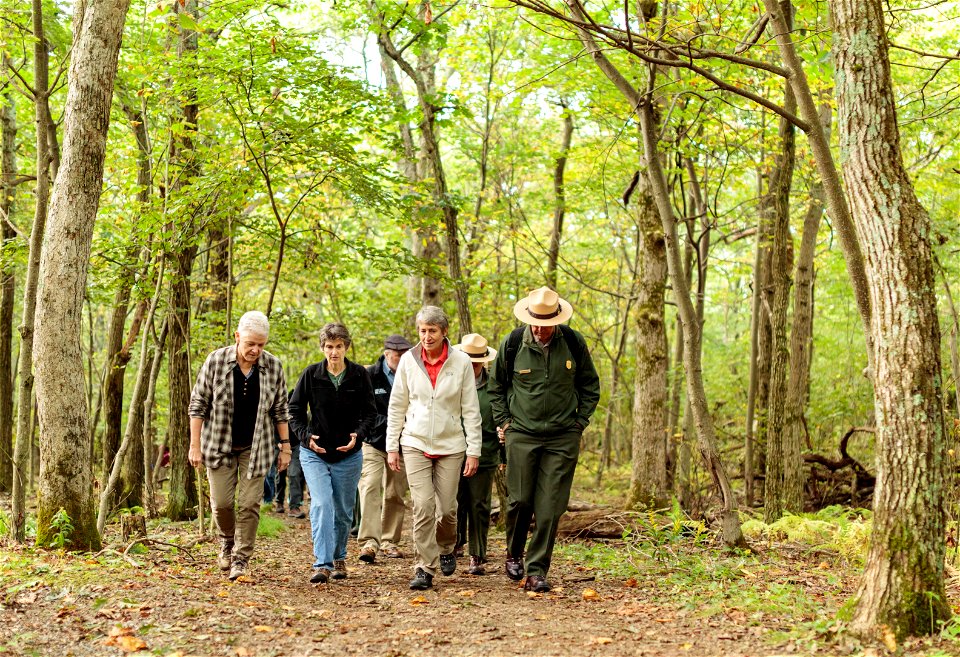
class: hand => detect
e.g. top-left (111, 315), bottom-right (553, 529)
top-left (309, 436), bottom-right (326, 454)
top-left (463, 456), bottom-right (479, 477)
top-left (337, 432), bottom-right (358, 452)
top-left (278, 450), bottom-right (291, 472)
top-left (497, 422), bottom-right (510, 444)
top-left (387, 451), bottom-right (401, 472)
top-left (498, 463), bottom-right (506, 472)
top-left (188, 443), bottom-right (202, 468)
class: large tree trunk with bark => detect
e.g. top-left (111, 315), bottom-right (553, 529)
top-left (165, 0), bottom-right (200, 520)
top-left (0, 78), bottom-right (16, 493)
top-left (627, 168), bottom-right (668, 508)
top-left (830, 0), bottom-right (950, 638)
top-left (763, 68), bottom-right (799, 523)
top-left (34, 0), bottom-right (130, 551)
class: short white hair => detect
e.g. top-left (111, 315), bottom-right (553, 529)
top-left (237, 311), bottom-right (270, 338)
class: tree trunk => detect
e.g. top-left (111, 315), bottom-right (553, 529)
top-left (627, 166), bottom-right (668, 508)
top-left (378, 17), bottom-right (471, 332)
top-left (0, 74), bottom-right (17, 493)
top-left (830, 0), bottom-right (950, 638)
top-left (376, 34), bottom-right (439, 311)
top-left (763, 61), bottom-right (799, 523)
top-left (12, 0), bottom-right (53, 541)
top-left (165, 0), bottom-right (200, 520)
top-left (760, 0), bottom-right (873, 371)
top-left (101, 288), bottom-right (132, 489)
top-left (546, 105), bottom-right (573, 290)
top-left (34, 0), bottom-right (130, 551)
top-left (782, 101), bottom-right (832, 514)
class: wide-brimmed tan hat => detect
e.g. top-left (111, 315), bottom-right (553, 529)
top-left (512, 286), bottom-right (573, 326)
top-left (454, 333), bottom-right (498, 363)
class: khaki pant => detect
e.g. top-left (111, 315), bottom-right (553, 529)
top-left (403, 446), bottom-right (463, 576)
top-left (357, 444), bottom-right (408, 551)
top-left (207, 449), bottom-right (265, 561)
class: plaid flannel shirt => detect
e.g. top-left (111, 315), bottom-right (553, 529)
top-left (188, 345), bottom-right (289, 479)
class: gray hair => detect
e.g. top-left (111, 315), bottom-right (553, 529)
top-left (237, 311), bottom-right (270, 338)
top-left (319, 322), bottom-right (352, 348)
top-left (415, 305), bottom-right (449, 332)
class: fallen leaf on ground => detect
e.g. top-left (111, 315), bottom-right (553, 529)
top-left (457, 589), bottom-right (477, 597)
top-left (587, 637), bottom-right (613, 645)
top-left (118, 635), bottom-right (147, 652)
top-left (253, 625), bottom-right (274, 632)
top-left (526, 591), bottom-right (542, 599)
top-left (624, 578), bottom-right (638, 588)
top-left (582, 588), bottom-right (601, 601)
top-left (881, 626), bottom-right (897, 652)
top-left (236, 648), bottom-right (250, 657)
top-left (409, 595), bottom-right (430, 605)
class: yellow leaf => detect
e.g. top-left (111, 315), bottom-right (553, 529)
top-left (410, 595), bottom-right (430, 605)
top-left (253, 625), bottom-right (273, 632)
top-left (414, 629), bottom-right (434, 635)
top-left (118, 635), bottom-right (147, 652)
top-left (236, 648), bottom-right (250, 657)
top-left (457, 589), bottom-right (477, 597)
top-left (588, 637), bottom-right (613, 645)
top-left (582, 588), bottom-right (601, 601)
top-left (217, 591), bottom-right (229, 597)
top-left (526, 591), bottom-right (540, 598)
top-left (680, 643), bottom-right (693, 650)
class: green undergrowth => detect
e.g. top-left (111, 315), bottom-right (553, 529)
top-left (553, 503), bottom-right (960, 653)
top-left (257, 505), bottom-right (286, 538)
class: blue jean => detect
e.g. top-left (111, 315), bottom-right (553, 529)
top-left (274, 442), bottom-right (305, 508)
top-left (300, 448), bottom-right (363, 568)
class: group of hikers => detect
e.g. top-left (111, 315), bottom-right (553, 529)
top-left (187, 286), bottom-right (601, 593)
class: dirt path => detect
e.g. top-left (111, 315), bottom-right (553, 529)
top-left (0, 512), bottom-right (793, 657)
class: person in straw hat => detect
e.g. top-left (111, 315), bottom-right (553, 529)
top-left (488, 287), bottom-right (600, 593)
top-left (453, 333), bottom-right (505, 576)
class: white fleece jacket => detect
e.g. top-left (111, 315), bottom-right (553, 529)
top-left (386, 341), bottom-right (482, 458)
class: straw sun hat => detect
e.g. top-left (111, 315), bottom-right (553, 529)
top-left (512, 286), bottom-right (573, 327)
top-left (454, 333), bottom-right (497, 363)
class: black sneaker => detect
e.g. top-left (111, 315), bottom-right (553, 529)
top-left (439, 553), bottom-right (456, 576)
top-left (409, 568), bottom-right (433, 590)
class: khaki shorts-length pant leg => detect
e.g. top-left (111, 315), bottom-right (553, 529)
top-left (207, 449), bottom-right (265, 561)
top-left (402, 447), bottom-right (463, 577)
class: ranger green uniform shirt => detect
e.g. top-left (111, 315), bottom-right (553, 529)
top-left (488, 325), bottom-right (601, 436)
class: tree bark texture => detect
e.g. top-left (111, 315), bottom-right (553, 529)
top-left (13, 0), bottom-right (53, 541)
top-left (782, 102), bottom-right (832, 514)
top-left (763, 68), bottom-right (799, 523)
top-left (34, 0), bottom-right (130, 551)
top-left (546, 106), bottom-right (573, 290)
top-left (627, 169), bottom-right (669, 508)
top-left (831, 0), bottom-right (950, 638)
top-left (101, 287), bottom-right (132, 486)
top-left (165, 0), bottom-right (200, 520)
top-left (0, 82), bottom-right (16, 492)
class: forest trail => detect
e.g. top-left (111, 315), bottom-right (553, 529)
top-left (0, 512), bottom-right (788, 657)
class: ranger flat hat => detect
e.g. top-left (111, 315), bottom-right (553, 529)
top-left (512, 286), bottom-right (573, 327)
top-left (454, 333), bottom-right (498, 363)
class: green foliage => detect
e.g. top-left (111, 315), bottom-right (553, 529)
top-left (741, 508), bottom-right (871, 566)
top-left (44, 509), bottom-right (75, 550)
top-left (257, 508), bottom-right (285, 539)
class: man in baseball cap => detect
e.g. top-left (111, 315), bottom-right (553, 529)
top-left (356, 334), bottom-right (414, 563)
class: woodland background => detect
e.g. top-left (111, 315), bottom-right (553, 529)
top-left (0, 0), bottom-right (959, 649)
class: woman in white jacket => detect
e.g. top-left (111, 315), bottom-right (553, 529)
top-left (387, 306), bottom-right (482, 590)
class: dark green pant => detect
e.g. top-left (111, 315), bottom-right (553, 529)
top-left (456, 467), bottom-right (495, 561)
top-left (505, 429), bottom-right (580, 577)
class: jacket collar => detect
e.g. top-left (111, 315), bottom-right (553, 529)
top-left (312, 357), bottom-right (355, 380)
